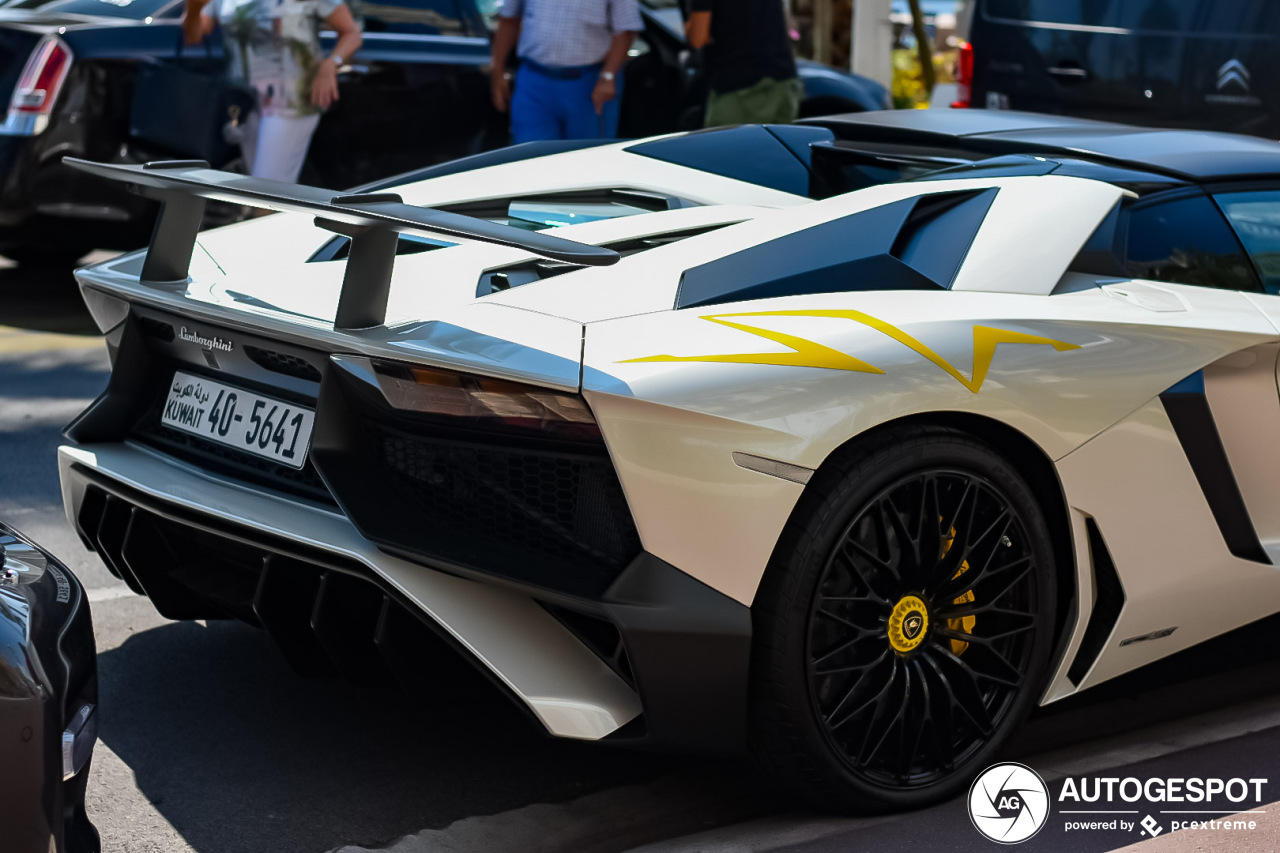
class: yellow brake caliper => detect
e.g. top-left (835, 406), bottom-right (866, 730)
top-left (941, 526), bottom-right (976, 655)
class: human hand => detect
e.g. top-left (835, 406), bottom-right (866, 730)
top-left (592, 76), bottom-right (617, 115)
top-left (311, 59), bottom-right (339, 109)
top-left (491, 69), bottom-right (512, 112)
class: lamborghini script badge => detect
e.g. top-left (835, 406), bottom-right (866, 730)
top-left (178, 326), bottom-right (234, 353)
top-left (623, 310), bottom-right (1079, 394)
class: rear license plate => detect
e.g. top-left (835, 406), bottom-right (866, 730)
top-left (161, 371), bottom-right (316, 469)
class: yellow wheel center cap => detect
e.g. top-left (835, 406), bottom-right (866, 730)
top-left (888, 595), bottom-right (929, 654)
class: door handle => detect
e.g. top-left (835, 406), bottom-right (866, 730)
top-left (1047, 65), bottom-right (1089, 80)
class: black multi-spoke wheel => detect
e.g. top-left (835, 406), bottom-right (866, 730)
top-left (751, 427), bottom-right (1056, 812)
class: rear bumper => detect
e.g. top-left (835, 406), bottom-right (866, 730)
top-left (59, 442), bottom-right (751, 752)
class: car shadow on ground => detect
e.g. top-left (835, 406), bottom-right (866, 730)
top-left (94, 605), bottom-right (1280, 853)
top-left (94, 613), bottom-right (717, 853)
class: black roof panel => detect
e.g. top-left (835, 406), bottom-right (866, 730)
top-left (805, 110), bottom-right (1280, 182)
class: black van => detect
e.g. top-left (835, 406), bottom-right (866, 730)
top-left (960, 0), bottom-right (1279, 139)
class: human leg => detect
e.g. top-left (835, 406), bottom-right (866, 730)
top-left (249, 113), bottom-right (322, 183)
top-left (704, 77), bottom-right (802, 127)
top-left (510, 66), bottom-right (566, 143)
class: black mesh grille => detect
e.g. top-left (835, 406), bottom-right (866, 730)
top-left (244, 345), bottom-right (323, 382)
top-left (370, 425), bottom-right (642, 592)
top-left (72, 479), bottom-right (520, 708)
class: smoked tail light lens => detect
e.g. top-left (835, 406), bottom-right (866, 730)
top-left (951, 41), bottom-right (972, 108)
top-left (352, 357), bottom-right (601, 440)
top-left (10, 35), bottom-right (73, 122)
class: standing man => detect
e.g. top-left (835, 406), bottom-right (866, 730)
top-left (685, 0), bottom-right (803, 126)
top-left (490, 0), bottom-right (642, 143)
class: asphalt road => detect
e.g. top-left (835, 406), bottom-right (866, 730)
top-left (1, 259), bottom-right (1276, 853)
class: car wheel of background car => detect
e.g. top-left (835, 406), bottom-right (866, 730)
top-left (750, 425), bottom-right (1058, 812)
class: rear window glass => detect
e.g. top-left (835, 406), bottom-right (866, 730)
top-left (1123, 194), bottom-right (1261, 292)
top-left (1216, 190), bottom-right (1280, 294)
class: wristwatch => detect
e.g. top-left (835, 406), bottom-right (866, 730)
top-left (600, 71), bottom-right (616, 82)
top-left (329, 53), bottom-right (345, 67)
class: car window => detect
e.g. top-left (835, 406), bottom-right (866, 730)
top-left (1113, 0), bottom-right (1276, 34)
top-left (350, 0), bottom-right (469, 35)
top-left (983, 0), bottom-right (1274, 31)
top-left (1123, 194), bottom-right (1262, 292)
top-left (981, 0), bottom-right (1121, 27)
top-left (1216, 190), bottom-right (1280, 295)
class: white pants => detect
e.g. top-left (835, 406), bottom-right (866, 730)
top-left (239, 112), bottom-right (321, 183)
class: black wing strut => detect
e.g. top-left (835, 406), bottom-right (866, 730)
top-left (64, 158), bottom-right (620, 330)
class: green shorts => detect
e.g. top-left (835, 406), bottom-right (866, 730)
top-left (704, 76), bottom-right (803, 127)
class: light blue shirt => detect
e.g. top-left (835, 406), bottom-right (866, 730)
top-left (500, 0), bottom-right (642, 68)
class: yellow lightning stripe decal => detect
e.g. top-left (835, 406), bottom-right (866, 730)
top-left (622, 309), bottom-right (1080, 394)
top-left (622, 314), bottom-right (885, 374)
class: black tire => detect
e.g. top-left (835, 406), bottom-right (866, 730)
top-left (750, 425), bottom-right (1058, 812)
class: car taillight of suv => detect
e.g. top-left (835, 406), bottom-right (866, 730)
top-left (8, 34), bottom-right (71, 132)
top-left (951, 41), bottom-right (972, 108)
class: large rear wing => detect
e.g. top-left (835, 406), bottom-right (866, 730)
top-left (64, 158), bottom-right (620, 329)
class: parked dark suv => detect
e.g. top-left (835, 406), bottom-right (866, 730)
top-left (960, 0), bottom-right (1278, 139)
top-left (0, 0), bottom-right (886, 263)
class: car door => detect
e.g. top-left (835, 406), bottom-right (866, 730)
top-left (1104, 186), bottom-right (1280, 551)
top-left (304, 0), bottom-right (506, 189)
top-left (970, 0), bottom-right (1126, 119)
top-left (1112, 0), bottom-right (1279, 138)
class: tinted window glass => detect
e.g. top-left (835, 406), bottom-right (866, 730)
top-left (1113, 0), bottom-right (1276, 33)
top-left (1216, 190), bottom-right (1280, 294)
top-left (1124, 194), bottom-right (1261, 292)
top-left (984, 0), bottom-right (1275, 31)
top-left (982, 0), bottom-right (1120, 26)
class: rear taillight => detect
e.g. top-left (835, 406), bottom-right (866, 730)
top-left (951, 41), bottom-right (972, 108)
top-left (363, 358), bottom-right (602, 440)
top-left (9, 35), bottom-right (72, 123)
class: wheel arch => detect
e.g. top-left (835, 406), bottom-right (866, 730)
top-left (797, 411), bottom-right (1079, 680)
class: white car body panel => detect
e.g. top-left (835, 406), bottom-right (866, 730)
top-left (1053, 399), bottom-right (1280, 690)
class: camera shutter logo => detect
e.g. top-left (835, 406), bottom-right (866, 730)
top-left (969, 763), bottom-right (1050, 844)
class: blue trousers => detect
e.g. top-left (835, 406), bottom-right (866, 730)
top-left (510, 63), bottom-right (623, 144)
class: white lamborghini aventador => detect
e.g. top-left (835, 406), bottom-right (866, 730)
top-left (59, 110), bottom-right (1280, 810)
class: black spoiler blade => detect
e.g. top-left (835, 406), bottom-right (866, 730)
top-left (65, 158), bottom-right (621, 329)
